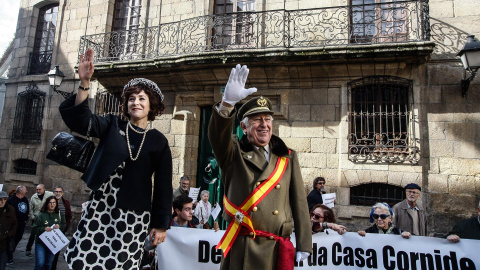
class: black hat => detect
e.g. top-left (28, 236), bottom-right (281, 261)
top-left (237, 96), bottom-right (274, 121)
top-left (404, 183), bottom-right (421, 191)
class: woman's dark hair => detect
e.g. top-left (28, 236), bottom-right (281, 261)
top-left (312, 204), bottom-right (336, 223)
top-left (312, 177), bottom-right (326, 189)
top-left (41, 196), bottom-right (59, 213)
top-left (122, 85), bottom-right (165, 121)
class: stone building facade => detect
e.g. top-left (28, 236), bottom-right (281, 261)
top-left (0, 0), bottom-right (478, 235)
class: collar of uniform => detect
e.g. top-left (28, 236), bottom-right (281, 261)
top-left (239, 134), bottom-right (290, 157)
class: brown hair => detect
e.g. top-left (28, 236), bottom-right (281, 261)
top-left (41, 196), bottom-right (59, 213)
top-left (311, 204), bottom-right (336, 223)
top-left (122, 85), bottom-right (165, 121)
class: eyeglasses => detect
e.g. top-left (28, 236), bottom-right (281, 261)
top-left (251, 117), bottom-right (272, 124)
top-left (54, 191), bottom-right (63, 193)
top-left (407, 190), bottom-right (420, 195)
top-left (310, 212), bottom-right (324, 219)
top-left (372, 214), bottom-right (391, 220)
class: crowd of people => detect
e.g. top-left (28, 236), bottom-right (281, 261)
top-left (1, 54), bottom-right (478, 270)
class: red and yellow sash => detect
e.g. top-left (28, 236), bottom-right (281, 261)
top-left (216, 153), bottom-right (290, 257)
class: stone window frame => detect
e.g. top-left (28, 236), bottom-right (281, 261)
top-left (347, 75), bottom-right (419, 163)
top-left (350, 183), bottom-right (404, 207)
top-left (12, 159), bottom-right (37, 175)
top-left (11, 82), bottom-right (46, 144)
top-left (27, 3), bottom-right (59, 75)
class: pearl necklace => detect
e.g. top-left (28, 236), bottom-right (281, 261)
top-left (126, 121), bottom-right (151, 161)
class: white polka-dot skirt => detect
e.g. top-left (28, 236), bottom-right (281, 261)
top-left (65, 164), bottom-right (150, 270)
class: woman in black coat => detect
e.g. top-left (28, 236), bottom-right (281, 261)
top-left (0, 191), bottom-right (17, 270)
top-left (62, 48), bottom-right (173, 270)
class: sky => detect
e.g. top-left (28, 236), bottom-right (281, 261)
top-left (0, 0), bottom-right (21, 56)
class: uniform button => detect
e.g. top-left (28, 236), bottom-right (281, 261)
top-left (269, 236), bottom-right (274, 240)
top-left (255, 182), bottom-right (261, 187)
top-left (249, 232), bottom-right (254, 236)
top-left (252, 206), bottom-right (258, 212)
top-left (275, 184), bottom-right (281, 189)
top-left (273, 210), bottom-right (279, 215)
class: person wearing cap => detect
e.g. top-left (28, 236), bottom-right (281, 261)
top-left (0, 191), bottom-right (17, 269)
top-left (392, 183), bottom-right (427, 236)
top-left (208, 64), bottom-right (312, 270)
top-left (59, 48), bottom-right (173, 269)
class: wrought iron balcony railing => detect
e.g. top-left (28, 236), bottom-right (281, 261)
top-left (79, 0), bottom-right (429, 63)
top-left (27, 52), bottom-right (52, 75)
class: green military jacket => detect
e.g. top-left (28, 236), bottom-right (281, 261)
top-left (208, 105), bottom-right (312, 270)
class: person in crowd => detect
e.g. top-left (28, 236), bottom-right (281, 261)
top-left (32, 196), bottom-right (65, 270)
top-left (171, 196), bottom-right (198, 228)
top-left (358, 202), bottom-right (411, 239)
top-left (446, 200), bottom-right (480, 242)
top-left (194, 190), bottom-right (214, 229)
top-left (26, 184), bottom-right (53, 256)
top-left (51, 186), bottom-right (72, 270)
top-left (307, 177), bottom-right (326, 211)
top-left (0, 191), bottom-right (17, 269)
top-left (392, 183), bottom-right (427, 236)
top-left (6, 186), bottom-right (28, 265)
top-left (310, 204), bottom-right (347, 234)
top-left (208, 64), bottom-right (312, 269)
top-left (60, 48), bottom-right (173, 269)
top-left (173, 176), bottom-right (191, 201)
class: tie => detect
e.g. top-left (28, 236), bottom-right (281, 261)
top-left (260, 147), bottom-right (269, 162)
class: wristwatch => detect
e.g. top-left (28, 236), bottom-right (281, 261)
top-left (322, 222), bottom-right (328, 229)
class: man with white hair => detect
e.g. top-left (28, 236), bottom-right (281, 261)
top-left (25, 184), bottom-right (53, 256)
top-left (208, 64), bottom-right (312, 270)
top-left (447, 200), bottom-right (480, 242)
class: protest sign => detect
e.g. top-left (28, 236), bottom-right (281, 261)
top-left (157, 227), bottom-right (480, 270)
top-left (211, 203), bottom-right (221, 221)
top-left (189, 187), bottom-right (200, 202)
top-left (39, 228), bottom-right (69, 255)
top-left (321, 193), bottom-right (336, 208)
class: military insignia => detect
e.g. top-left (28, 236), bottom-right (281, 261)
top-left (235, 211), bottom-right (244, 224)
top-left (55, 219), bottom-right (58, 222)
top-left (257, 97), bottom-right (267, 107)
top-left (44, 221), bottom-right (48, 225)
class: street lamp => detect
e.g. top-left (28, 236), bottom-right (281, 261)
top-left (457, 35), bottom-right (480, 98)
top-left (47, 65), bottom-right (72, 99)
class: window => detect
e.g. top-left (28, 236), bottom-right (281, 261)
top-left (110, 0), bottom-right (142, 58)
top-left (28, 4), bottom-right (59, 74)
top-left (347, 76), bottom-right (418, 163)
top-left (350, 183), bottom-right (405, 207)
top-left (350, 0), bottom-right (407, 43)
top-left (11, 82), bottom-right (46, 143)
top-left (94, 88), bottom-right (125, 119)
top-left (13, 159), bottom-right (37, 175)
top-left (213, 0), bottom-right (255, 49)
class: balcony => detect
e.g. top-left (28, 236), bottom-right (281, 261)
top-left (79, 0), bottom-right (435, 89)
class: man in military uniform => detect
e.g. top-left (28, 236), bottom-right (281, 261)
top-left (208, 64), bottom-right (312, 270)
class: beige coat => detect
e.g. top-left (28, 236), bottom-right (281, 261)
top-left (208, 106), bottom-right (312, 270)
top-left (392, 199), bottom-right (427, 236)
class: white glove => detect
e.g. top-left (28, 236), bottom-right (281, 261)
top-left (222, 64), bottom-right (257, 106)
top-left (295, 251), bottom-right (310, 262)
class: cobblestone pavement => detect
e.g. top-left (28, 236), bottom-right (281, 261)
top-left (6, 226), bottom-right (69, 270)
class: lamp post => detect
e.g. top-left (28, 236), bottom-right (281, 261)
top-left (457, 35), bottom-right (480, 98)
top-left (47, 65), bottom-right (73, 99)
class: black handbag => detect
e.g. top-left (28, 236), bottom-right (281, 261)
top-left (46, 120), bottom-right (95, 173)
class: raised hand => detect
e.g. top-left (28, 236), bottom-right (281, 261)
top-left (78, 48), bottom-right (94, 83)
top-left (222, 64), bottom-right (257, 106)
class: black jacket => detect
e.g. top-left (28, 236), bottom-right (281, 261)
top-left (6, 195), bottom-right (29, 225)
top-left (447, 217), bottom-right (480, 240)
top-left (59, 95), bottom-right (172, 229)
top-left (307, 189), bottom-right (326, 211)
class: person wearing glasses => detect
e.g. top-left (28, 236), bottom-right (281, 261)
top-left (310, 204), bottom-right (347, 234)
top-left (32, 196), bottom-right (66, 270)
top-left (392, 183), bottom-right (427, 236)
top-left (358, 202), bottom-right (411, 239)
top-left (51, 186), bottom-right (72, 270)
top-left (307, 177), bottom-right (327, 211)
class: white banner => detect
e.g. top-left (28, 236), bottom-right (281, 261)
top-left (157, 227), bottom-right (480, 270)
top-left (39, 228), bottom-right (69, 255)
